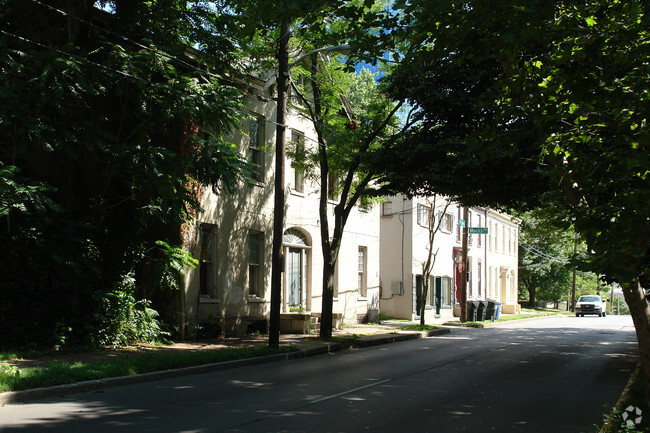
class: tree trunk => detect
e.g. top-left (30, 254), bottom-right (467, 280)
top-left (320, 255), bottom-right (335, 338)
top-left (527, 285), bottom-right (536, 308)
top-left (420, 282), bottom-right (428, 326)
top-left (622, 278), bottom-right (650, 411)
top-left (268, 20), bottom-right (290, 348)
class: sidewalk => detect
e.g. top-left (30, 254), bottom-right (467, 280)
top-left (0, 321), bottom-right (452, 405)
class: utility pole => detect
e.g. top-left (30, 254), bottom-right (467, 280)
top-left (269, 20), bottom-right (290, 348)
top-left (460, 206), bottom-right (469, 322)
top-left (570, 231), bottom-right (578, 312)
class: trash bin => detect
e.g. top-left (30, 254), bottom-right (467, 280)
top-left (466, 300), bottom-right (479, 322)
top-left (476, 300), bottom-right (487, 321)
top-left (496, 302), bottom-right (502, 320)
top-left (486, 300), bottom-right (497, 321)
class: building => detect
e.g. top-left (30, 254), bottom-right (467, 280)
top-left (486, 209), bottom-right (520, 314)
top-left (379, 195), bottom-right (520, 322)
top-left (181, 79), bottom-right (380, 336)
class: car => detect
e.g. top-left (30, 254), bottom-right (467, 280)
top-left (575, 295), bottom-right (607, 317)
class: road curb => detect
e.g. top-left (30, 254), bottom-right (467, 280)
top-left (427, 328), bottom-right (452, 337)
top-left (0, 328), bottom-right (455, 406)
top-left (599, 362), bottom-right (642, 433)
top-left (443, 314), bottom-right (566, 328)
top-left (349, 328), bottom-right (451, 347)
top-left (0, 342), bottom-right (342, 406)
top-left (351, 332), bottom-right (420, 347)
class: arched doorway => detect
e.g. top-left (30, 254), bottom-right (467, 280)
top-left (283, 228), bottom-right (311, 312)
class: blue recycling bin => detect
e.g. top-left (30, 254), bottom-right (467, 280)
top-left (496, 302), bottom-right (502, 320)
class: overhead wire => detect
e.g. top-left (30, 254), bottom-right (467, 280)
top-left (13, 0), bottom-right (402, 150)
top-left (519, 243), bottom-right (568, 264)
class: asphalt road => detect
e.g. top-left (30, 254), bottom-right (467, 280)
top-left (0, 315), bottom-right (638, 433)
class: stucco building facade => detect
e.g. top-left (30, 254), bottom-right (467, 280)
top-left (379, 195), bottom-right (520, 322)
top-left (181, 83), bottom-right (380, 336)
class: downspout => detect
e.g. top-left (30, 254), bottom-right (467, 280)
top-left (483, 209), bottom-right (491, 301)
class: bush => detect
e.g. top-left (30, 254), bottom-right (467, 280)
top-left (92, 274), bottom-right (169, 347)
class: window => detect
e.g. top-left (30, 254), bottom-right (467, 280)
top-left (467, 257), bottom-right (473, 296)
top-left (488, 266), bottom-right (493, 297)
top-left (477, 215), bottom-right (482, 247)
top-left (333, 261), bottom-right (339, 299)
top-left (456, 206), bottom-right (462, 242)
top-left (248, 116), bottom-right (264, 182)
top-left (248, 232), bottom-right (263, 297)
top-left (440, 212), bottom-right (453, 232)
top-left (417, 203), bottom-right (430, 227)
top-left (507, 227), bottom-right (511, 254)
top-left (468, 212), bottom-right (473, 245)
top-left (199, 224), bottom-right (217, 297)
top-left (291, 131), bottom-right (304, 193)
top-left (358, 246), bottom-right (367, 297)
top-left (489, 222), bottom-right (493, 250)
top-left (416, 275), bottom-right (434, 313)
top-left (441, 276), bottom-right (452, 307)
top-left (382, 201), bottom-right (392, 217)
top-left (494, 224), bottom-right (499, 252)
top-left (328, 175), bottom-right (339, 200)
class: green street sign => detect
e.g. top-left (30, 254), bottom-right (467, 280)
top-left (468, 227), bottom-right (489, 234)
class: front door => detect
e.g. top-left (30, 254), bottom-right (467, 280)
top-left (287, 247), bottom-right (302, 308)
top-left (435, 277), bottom-right (442, 316)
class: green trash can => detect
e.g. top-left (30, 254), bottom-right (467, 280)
top-left (486, 300), bottom-right (497, 321)
top-left (476, 300), bottom-right (488, 321)
top-left (466, 301), bottom-right (479, 322)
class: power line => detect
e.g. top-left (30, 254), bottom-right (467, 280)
top-left (30, 0), bottom-right (398, 144)
top-left (8, 2), bottom-right (402, 152)
top-left (29, 0), bottom-right (244, 88)
top-left (519, 243), bottom-right (568, 264)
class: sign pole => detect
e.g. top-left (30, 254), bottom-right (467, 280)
top-left (460, 206), bottom-right (469, 322)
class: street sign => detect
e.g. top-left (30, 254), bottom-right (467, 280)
top-left (468, 227), bottom-right (489, 234)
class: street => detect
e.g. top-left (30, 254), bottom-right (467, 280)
top-left (0, 315), bottom-right (638, 433)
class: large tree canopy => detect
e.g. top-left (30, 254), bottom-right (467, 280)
top-left (377, 0), bottom-right (650, 401)
top-left (380, 0), bottom-right (649, 282)
top-left (0, 0), bottom-right (249, 348)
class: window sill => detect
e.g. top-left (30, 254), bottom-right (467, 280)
top-left (290, 189), bottom-right (305, 197)
top-left (248, 295), bottom-right (266, 303)
top-left (199, 296), bottom-right (219, 304)
top-left (357, 296), bottom-right (368, 301)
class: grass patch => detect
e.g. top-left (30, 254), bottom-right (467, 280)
top-left (600, 366), bottom-right (647, 432)
top-left (495, 311), bottom-right (559, 322)
top-left (0, 346), bottom-right (296, 393)
top-left (0, 346), bottom-right (92, 362)
top-left (398, 324), bottom-right (439, 332)
top-left (534, 307), bottom-right (572, 315)
top-left (378, 312), bottom-right (411, 322)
